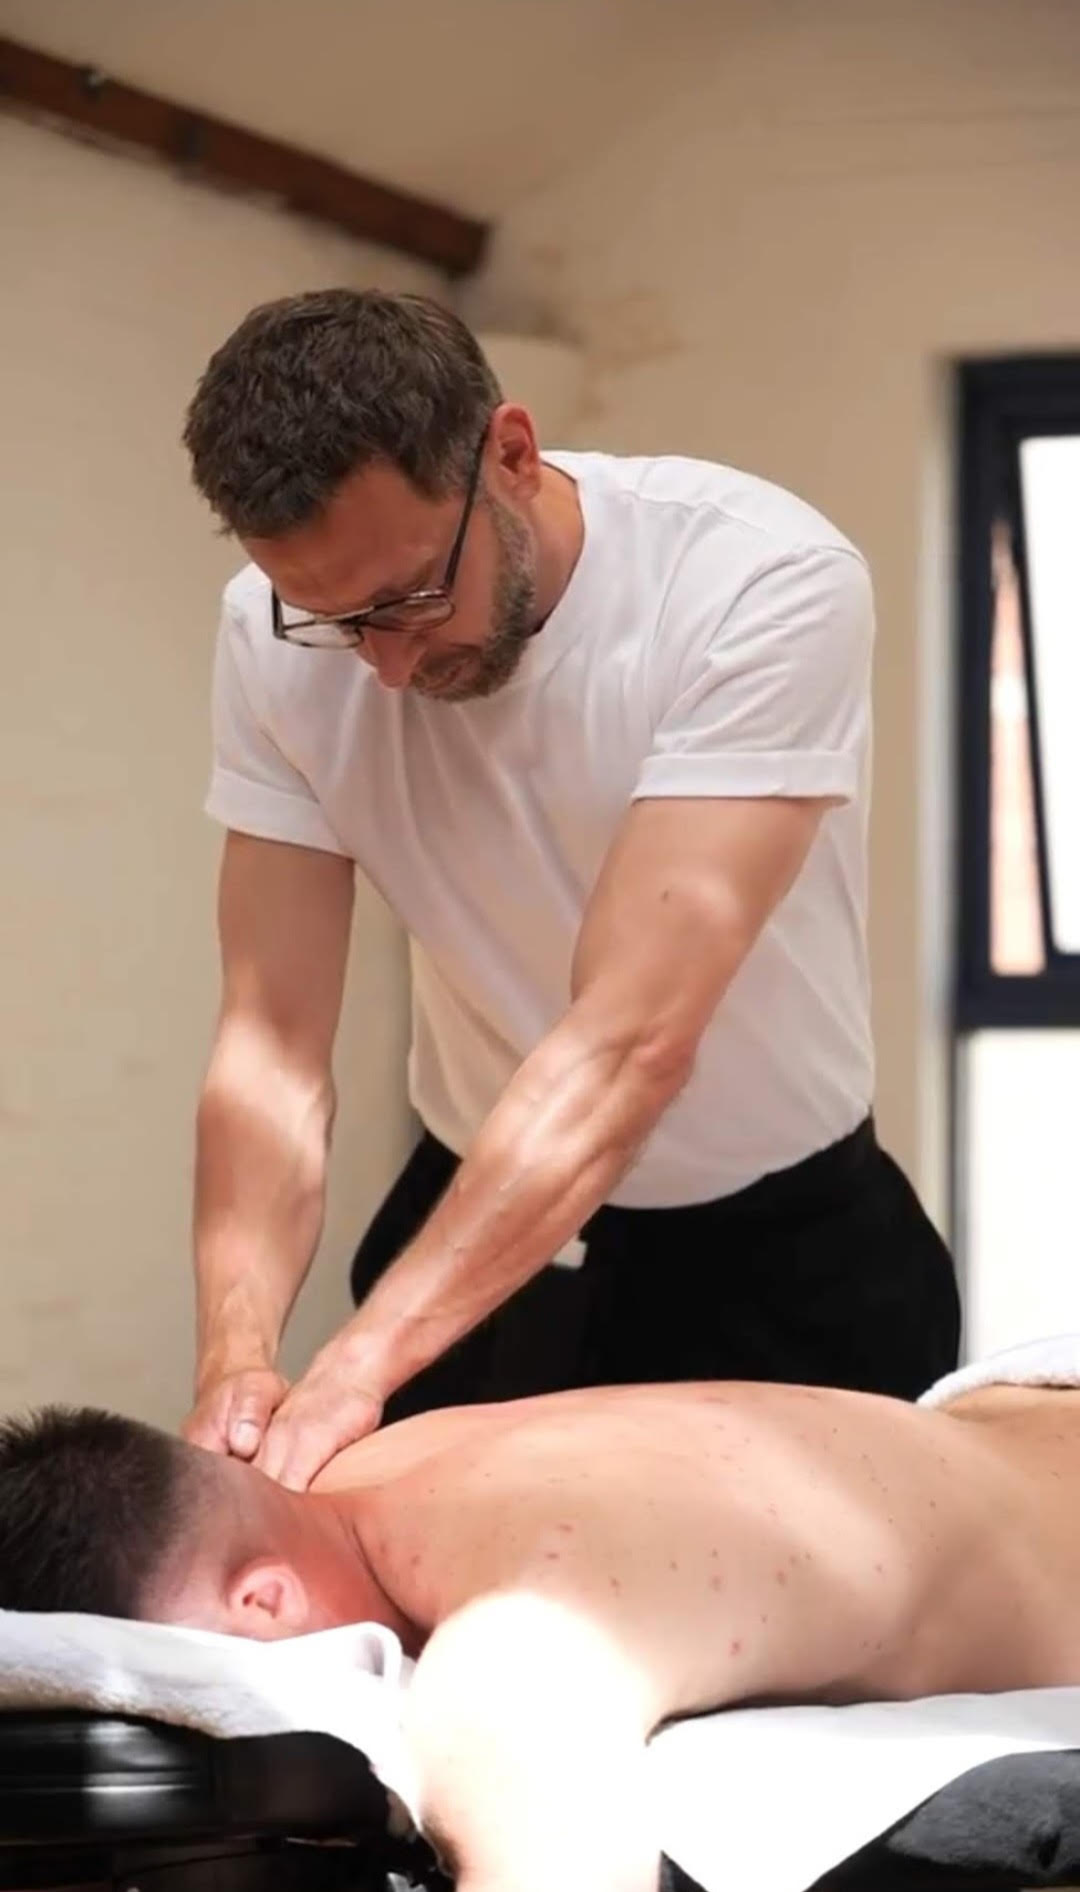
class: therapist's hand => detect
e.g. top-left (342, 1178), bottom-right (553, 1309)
top-left (182, 1365), bottom-right (290, 1463)
top-left (254, 1338), bottom-right (386, 1490)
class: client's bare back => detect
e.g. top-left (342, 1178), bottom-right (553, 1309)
top-left (313, 1379), bottom-right (1079, 1719)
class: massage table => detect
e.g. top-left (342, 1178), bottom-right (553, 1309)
top-left (0, 1710), bottom-right (1078, 1892)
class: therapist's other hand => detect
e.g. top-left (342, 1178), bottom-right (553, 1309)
top-left (182, 1365), bottom-right (290, 1463)
top-left (254, 1342), bottom-right (385, 1490)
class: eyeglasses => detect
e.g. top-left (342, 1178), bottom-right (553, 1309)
top-left (270, 430), bottom-right (488, 651)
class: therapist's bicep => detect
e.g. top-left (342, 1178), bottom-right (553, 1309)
top-left (215, 831), bottom-right (355, 1074)
top-left (407, 1593), bottom-right (659, 1892)
top-left (569, 794), bottom-right (829, 1078)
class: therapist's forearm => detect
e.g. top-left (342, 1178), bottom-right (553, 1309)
top-left (193, 1027), bottom-right (334, 1385)
top-left (340, 1007), bottom-right (692, 1396)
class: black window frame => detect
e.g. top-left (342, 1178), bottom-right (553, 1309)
top-left (955, 355), bottom-right (1080, 1031)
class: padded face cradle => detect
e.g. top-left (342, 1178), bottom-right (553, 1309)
top-left (0, 1714), bottom-right (1079, 1892)
top-left (0, 1712), bottom-right (388, 1842)
top-left (0, 1712), bottom-right (440, 1892)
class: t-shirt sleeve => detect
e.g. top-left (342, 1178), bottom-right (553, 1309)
top-left (634, 544), bottom-right (873, 804)
top-left (204, 599), bottom-right (350, 856)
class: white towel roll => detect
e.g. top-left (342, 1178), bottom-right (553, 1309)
top-left (919, 1332), bottom-right (1080, 1409)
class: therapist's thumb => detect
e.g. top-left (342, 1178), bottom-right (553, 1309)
top-left (225, 1368), bottom-right (289, 1459)
top-left (182, 1367), bottom-right (288, 1460)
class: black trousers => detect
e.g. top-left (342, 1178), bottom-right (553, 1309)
top-left (350, 1118), bottom-right (961, 1423)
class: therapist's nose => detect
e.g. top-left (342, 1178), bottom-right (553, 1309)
top-left (357, 628), bottom-right (426, 689)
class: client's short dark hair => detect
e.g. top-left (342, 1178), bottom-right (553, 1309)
top-left (0, 1407), bottom-right (198, 1618)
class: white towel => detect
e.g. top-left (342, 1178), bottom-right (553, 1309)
top-left (0, 1608), bottom-right (420, 1823)
top-left (919, 1331), bottom-right (1080, 1408)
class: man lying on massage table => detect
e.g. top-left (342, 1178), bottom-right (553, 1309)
top-left (0, 1371), bottom-right (1074, 1892)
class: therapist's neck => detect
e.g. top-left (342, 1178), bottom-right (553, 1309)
top-left (530, 461), bottom-right (585, 627)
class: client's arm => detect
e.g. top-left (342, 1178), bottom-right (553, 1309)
top-left (405, 1592), bottom-right (662, 1892)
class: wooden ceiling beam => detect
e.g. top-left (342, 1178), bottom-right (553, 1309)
top-left (0, 33), bottom-right (489, 278)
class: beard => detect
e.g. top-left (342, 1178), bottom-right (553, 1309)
top-left (412, 495), bottom-right (537, 703)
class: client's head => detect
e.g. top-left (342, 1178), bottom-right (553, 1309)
top-left (0, 1406), bottom-right (379, 1639)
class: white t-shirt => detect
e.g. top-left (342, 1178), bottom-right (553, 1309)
top-left (206, 451), bottom-right (875, 1209)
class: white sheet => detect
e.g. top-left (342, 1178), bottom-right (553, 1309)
top-left (649, 1686), bottom-right (1080, 1892)
top-left (3, 1608), bottom-right (1080, 1892)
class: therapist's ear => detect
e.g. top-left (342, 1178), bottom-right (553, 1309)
top-left (224, 1559), bottom-right (312, 1639)
top-left (489, 404), bottom-right (542, 500)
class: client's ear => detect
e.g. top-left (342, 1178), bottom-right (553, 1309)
top-left (225, 1560), bottom-right (311, 1639)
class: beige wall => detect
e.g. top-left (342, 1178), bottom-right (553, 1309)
top-left (463, 0), bottom-right (1080, 1226)
top-left (0, 116), bottom-right (437, 1422)
top-left (6, 0), bottom-right (1078, 1418)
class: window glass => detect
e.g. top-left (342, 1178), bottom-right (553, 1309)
top-left (1019, 435), bottom-right (1080, 952)
top-left (989, 521), bottom-right (1044, 975)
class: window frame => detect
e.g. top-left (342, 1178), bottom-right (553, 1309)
top-left (955, 355), bottom-right (1080, 1030)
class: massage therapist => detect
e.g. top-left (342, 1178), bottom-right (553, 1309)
top-left (181, 288), bottom-right (959, 1489)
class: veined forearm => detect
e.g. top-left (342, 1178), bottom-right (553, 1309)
top-left (193, 1034), bottom-right (334, 1374)
top-left (346, 1008), bottom-right (691, 1389)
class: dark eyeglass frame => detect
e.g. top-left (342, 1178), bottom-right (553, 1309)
top-left (270, 429), bottom-right (488, 649)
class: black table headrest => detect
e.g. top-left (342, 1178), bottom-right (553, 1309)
top-left (0, 1711), bottom-right (389, 1844)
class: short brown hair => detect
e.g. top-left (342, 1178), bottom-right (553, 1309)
top-left (0, 1406), bottom-right (199, 1618)
top-left (183, 288), bottom-right (501, 537)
